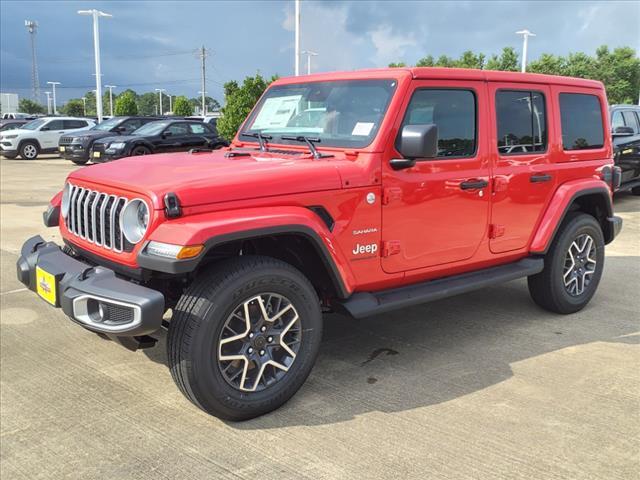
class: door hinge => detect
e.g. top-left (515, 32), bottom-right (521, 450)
top-left (382, 187), bottom-right (402, 205)
top-left (381, 240), bottom-right (401, 257)
top-left (489, 224), bottom-right (505, 239)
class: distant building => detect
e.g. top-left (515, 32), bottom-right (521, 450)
top-left (0, 93), bottom-right (20, 114)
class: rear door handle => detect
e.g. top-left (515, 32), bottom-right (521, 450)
top-left (460, 179), bottom-right (489, 190)
top-left (530, 173), bottom-right (552, 183)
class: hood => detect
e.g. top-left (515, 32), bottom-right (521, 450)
top-left (0, 128), bottom-right (32, 137)
top-left (69, 130), bottom-right (119, 140)
top-left (93, 134), bottom-right (140, 144)
top-left (68, 149), bottom-right (346, 208)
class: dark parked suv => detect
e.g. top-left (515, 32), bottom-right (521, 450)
top-left (610, 105), bottom-right (640, 194)
top-left (59, 116), bottom-right (163, 165)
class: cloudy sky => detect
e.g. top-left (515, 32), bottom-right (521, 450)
top-left (1, 0), bottom-right (638, 104)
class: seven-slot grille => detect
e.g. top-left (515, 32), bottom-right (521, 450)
top-left (65, 184), bottom-right (128, 252)
top-left (59, 136), bottom-right (75, 145)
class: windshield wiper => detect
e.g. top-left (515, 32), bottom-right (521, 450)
top-left (281, 135), bottom-right (332, 159)
top-left (242, 132), bottom-right (272, 152)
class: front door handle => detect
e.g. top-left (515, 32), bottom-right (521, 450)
top-left (530, 173), bottom-right (552, 183)
top-left (460, 179), bottom-right (488, 190)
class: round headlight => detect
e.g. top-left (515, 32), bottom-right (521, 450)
top-left (120, 199), bottom-right (149, 244)
top-left (61, 183), bottom-right (72, 218)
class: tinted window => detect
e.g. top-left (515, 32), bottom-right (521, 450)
top-left (165, 123), bottom-right (189, 135)
top-left (402, 89), bottom-right (476, 157)
top-left (611, 111), bottom-right (625, 130)
top-left (46, 120), bottom-right (65, 130)
top-left (63, 120), bottom-right (88, 129)
top-left (622, 111), bottom-right (639, 133)
top-left (496, 90), bottom-right (546, 154)
top-left (189, 123), bottom-right (207, 134)
top-left (559, 93), bottom-right (604, 150)
top-left (122, 119), bottom-right (143, 132)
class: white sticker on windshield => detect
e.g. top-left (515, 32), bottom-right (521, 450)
top-left (251, 95), bottom-right (302, 130)
top-left (352, 122), bottom-right (375, 136)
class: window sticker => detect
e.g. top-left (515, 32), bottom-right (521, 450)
top-left (352, 122), bottom-right (375, 136)
top-left (251, 95), bottom-right (302, 129)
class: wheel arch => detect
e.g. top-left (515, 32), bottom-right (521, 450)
top-left (530, 182), bottom-right (615, 254)
top-left (17, 138), bottom-right (42, 151)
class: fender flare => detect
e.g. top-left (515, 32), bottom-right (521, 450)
top-left (137, 207), bottom-right (354, 298)
top-left (530, 180), bottom-right (614, 254)
top-left (17, 138), bottom-right (42, 152)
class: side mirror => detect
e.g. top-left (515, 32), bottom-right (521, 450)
top-left (40, 126), bottom-right (50, 131)
top-left (162, 131), bottom-right (173, 138)
top-left (612, 125), bottom-right (634, 137)
top-left (390, 124), bottom-right (438, 170)
top-left (114, 126), bottom-right (126, 133)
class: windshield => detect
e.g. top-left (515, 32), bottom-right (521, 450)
top-left (92, 117), bottom-right (122, 131)
top-left (131, 121), bottom-right (169, 136)
top-left (21, 119), bottom-right (46, 130)
top-left (240, 79), bottom-right (397, 148)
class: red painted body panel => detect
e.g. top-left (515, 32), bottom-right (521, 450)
top-left (57, 67), bottom-right (614, 297)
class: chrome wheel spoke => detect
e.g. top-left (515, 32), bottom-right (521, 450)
top-left (562, 233), bottom-right (597, 297)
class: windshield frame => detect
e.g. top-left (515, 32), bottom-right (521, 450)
top-left (238, 78), bottom-right (398, 150)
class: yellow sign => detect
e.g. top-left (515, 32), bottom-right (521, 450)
top-left (59, 146), bottom-right (65, 152)
top-left (36, 266), bottom-right (57, 306)
top-left (93, 151), bottom-right (101, 158)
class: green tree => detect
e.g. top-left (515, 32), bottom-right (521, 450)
top-left (217, 73), bottom-right (277, 141)
top-left (485, 47), bottom-right (519, 71)
top-left (173, 96), bottom-right (193, 116)
top-left (18, 98), bottom-right (46, 115)
top-left (114, 91), bottom-right (138, 116)
top-left (415, 55), bottom-right (435, 67)
top-left (593, 46), bottom-right (639, 104)
top-left (137, 92), bottom-right (158, 116)
top-left (457, 50), bottom-right (485, 69)
top-left (388, 62), bottom-right (407, 68)
top-left (61, 99), bottom-right (84, 117)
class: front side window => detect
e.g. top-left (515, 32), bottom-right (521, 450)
top-left (93, 117), bottom-right (121, 131)
top-left (132, 121), bottom-right (169, 136)
top-left (622, 111), bottom-right (639, 134)
top-left (496, 90), bottom-right (546, 154)
top-left (559, 93), bottom-right (604, 150)
top-left (122, 119), bottom-right (143, 132)
top-left (401, 89), bottom-right (476, 157)
top-left (241, 79), bottom-right (397, 148)
top-left (165, 123), bottom-right (189, 135)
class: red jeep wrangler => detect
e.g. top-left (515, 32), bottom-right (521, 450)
top-left (18, 68), bottom-right (622, 420)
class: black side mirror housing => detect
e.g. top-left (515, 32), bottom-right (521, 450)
top-left (162, 131), bottom-right (173, 138)
top-left (390, 124), bottom-right (438, 170)
top-left (40, 126), bottom-right (50, 131)
top-left (612, 125), bottom-right (634, 137)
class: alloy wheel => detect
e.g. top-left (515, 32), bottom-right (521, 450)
top-left (563, 233), bottom-right (597, 296)
top-left (23, 144), bottom-right (37, 159)
top-left (217, 293), bottom-right (302, 392)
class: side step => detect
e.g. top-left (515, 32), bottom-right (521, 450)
top-left (340, 257), bottom-right (544, 319)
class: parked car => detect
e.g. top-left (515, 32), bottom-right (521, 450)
top-left (59, 116), bottom-right (164, 165)
top-left (0, 119), bottom-right (28, 132)
top-left (90, 119), bottom-right (227, 162)
top-left (17, 68), bottom-right (622, 421)
top-left (1, 112), bottom-right (34, 120)
top-left (0, 117), bottom-right (95, 159)
top-left (610, 104), bottom-right (640, 194)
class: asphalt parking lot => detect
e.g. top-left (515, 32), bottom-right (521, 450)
top-left (1, 157), bottom-right (638, 480)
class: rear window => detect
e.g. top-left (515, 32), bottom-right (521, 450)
top-left (559, 93), bottom-right (604, 150)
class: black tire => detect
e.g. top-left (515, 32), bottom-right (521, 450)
top-left (167, 255), bottom-right (322, 420)
top-left (19, 141), bottom-right (39, 160)
top-left (71, 158), bottom-right (88, 165)
top-left (528, 212), bottom-right (605, 314)
top-left (131, 145), bottom-right (151, 156)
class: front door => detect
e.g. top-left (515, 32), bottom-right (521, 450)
top-left (381, 81), bottom-right (490, 274)
top-left (39, 119), bottom-right (66, 149)
top-left (157, 123), bottom-right (191, 152)
top-left (488, 83), bottom-right (556, 253)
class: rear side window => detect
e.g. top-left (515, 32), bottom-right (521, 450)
top-left (559, 93), bottom-right (604, 150)
top-left (189, 123), bottom-right (207, 134)
top-left (622, 111), bottom-right (639, 133)
top-left (496, 90), bottom-right (547, 154)
top-left (63, 120), bottom-right (88, 129)
top-left (402, 89), bottom-right (476, 158)
top-left (46, 120), bottom-right (65, 130)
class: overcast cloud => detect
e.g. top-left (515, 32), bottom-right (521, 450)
top-left (1, 0), bottom-right (638, 104)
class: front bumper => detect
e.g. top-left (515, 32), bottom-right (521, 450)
top-left (17, 235), bottom-right (165, 336)
top-left (1, 143), bottom-right (17, 155)
top-left (607, 215), bottom-right (623, 242)
top-left (59, 144), bottom-right (90, 161)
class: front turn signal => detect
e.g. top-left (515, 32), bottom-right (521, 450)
top-left (176, 244), bottom-right (205, 259)
top-left (146, 241), bottom-right (204, 260)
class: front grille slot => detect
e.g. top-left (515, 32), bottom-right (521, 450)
top-left (65, 184), bottom-right (127, 252)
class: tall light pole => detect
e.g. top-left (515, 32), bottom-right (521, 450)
top-left (78, 9), bottom-right (112, 123)
top-left (294, 0), bottom-right (300, 75)
top-left (81, 97), bottom-right (87, 116)
top-left (155, 88), bottom-right (165, 115)
top-left (168, 95), bottom-right (173, 114)
top-left (198, 91), bottom-right (207, 115)
top-left (47, 81), bottom-right (60, 114)
top-left (44, 91), bottom-right (51, 114)
top-left (105, 85), bottom-right (116, 117)
top-left (301, 50), bottom-right (318, 74)
top-left (516, 29), bottom-right (536, 73)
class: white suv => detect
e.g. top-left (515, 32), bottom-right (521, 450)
top-left (0, 117), bottom-right (95, 160)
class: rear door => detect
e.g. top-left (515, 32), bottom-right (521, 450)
top-left (381, 80), bottom-right (491, 273)
top-left (188, 122), bottom-right (213, 148)
top-left (488, 83), bottom-right (557, 253)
